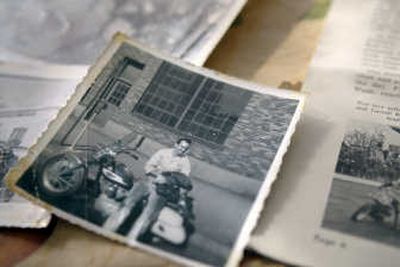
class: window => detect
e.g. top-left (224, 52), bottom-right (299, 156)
top-left (106, 58), bottom-right (145, 107)
top-left (133, 62), bottom-right (252, 144)
top-left (177, 79), bottom-right (245, 144)
top-left (107, 79), bottom-right (131, 106)
top-left (133, 63), bottom-right (203, 127)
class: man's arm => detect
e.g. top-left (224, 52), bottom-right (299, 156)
top-left (144, 150), bottom-right (163, 174)
top-left (180, 158), bottom-right (191, 177)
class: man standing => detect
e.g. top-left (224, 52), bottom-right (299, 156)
top-left (144, 138), bottom-right (191, 177)
top-left (103, 138), bottom-right (192, 239)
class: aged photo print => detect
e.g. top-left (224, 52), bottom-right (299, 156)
top-left (0, 124), bottom-right (49, 227)
top-left (322, 120), bottom-right (400, 247)
top-left (9, 36), bottom-right (303, 266)
top-left (0, 67), bottom-right (77, 227)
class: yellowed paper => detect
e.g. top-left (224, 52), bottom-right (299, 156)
top-left (251, 1), bottom-right (400, 266)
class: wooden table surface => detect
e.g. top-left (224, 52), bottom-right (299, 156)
top-left (0, 221), bottom-right (56, 267)
top-left (1, 0), bottom-right (328, 266)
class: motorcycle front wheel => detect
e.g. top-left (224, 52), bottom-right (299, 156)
top-left (38, 153), bottom-right (85, 197)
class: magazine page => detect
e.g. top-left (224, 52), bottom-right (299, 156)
top-left (0, 65), bottom-right (78, 227)
top-left (250, 0), bottom-right (400, 266)
top-left (7, 33), bottom-right (304, 267)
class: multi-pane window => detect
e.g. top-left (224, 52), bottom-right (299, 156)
top-left (133, 62), bottom-right (252, 144)
top-left (134, 63), bottom-right (203, 127)
top-left (107, 79), bottom-right (131, 107)
top-left (177, 79), bottom-right (245, 144)
top-left (107, 58), bottom-right (145, 107)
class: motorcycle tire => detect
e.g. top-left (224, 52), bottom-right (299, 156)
top-left (38, 153), bottom-right (85, 197)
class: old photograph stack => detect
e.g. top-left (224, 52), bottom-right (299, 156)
top-left (0, 0), bottom-right (248, 230)
top-left (0, 1), bottom-right (313, 266)
top-left (8, 36), bottom-right (303, 266)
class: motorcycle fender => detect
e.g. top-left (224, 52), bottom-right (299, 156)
top-left (150, 207), bottom-right (186, 244)
top-left (151, 221), bottom-right (186, 245)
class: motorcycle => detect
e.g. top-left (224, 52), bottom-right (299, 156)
top-left (351, 184), bottom-right (399, 229)
top-left (138, 171), bottom-right (195, 247)
top-left (37, 138), bottom-right (143, 198)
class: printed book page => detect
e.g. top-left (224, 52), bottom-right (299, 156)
top-left (0, 65), bottom-right (78, 227)
top-left (7, 33), bottom-right (304, 267)
top-left (250, 0), bottom-right (400, 266)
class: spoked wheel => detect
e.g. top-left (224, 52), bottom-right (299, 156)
top-left (38, 153), bottom-right (85, 197)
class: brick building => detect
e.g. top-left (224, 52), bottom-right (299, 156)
top-left (64, 43), bottom-right (298, 188)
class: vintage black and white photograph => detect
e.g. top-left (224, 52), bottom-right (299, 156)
top-left (0, 68), bottom-right (77, 227)
top-left (10, 37), bottom-right (303, 266)
top-left (0, 127), bottom-right (26, 202)
top-left (0, 0), bottom-right (246, 66)
top-left (322, 120), bottom-right (400, 247)
top-left (0, 124), bottom-right (49, 227)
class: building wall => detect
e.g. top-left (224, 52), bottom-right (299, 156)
top-left (82, 43), bottom-right (162, 106)
top-left (78, 43), bottom-right (299, 181)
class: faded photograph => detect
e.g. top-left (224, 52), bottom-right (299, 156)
top-left (0, 70), bottom-right (76, 226)
top-left (0, 0), bottom-right (246, 66)
top-left (0, 127), bottom-right (26, 202)
top-left (14, 41), bottom-right (301, 266)
top-left (322, 120), bottom-right (400, 247)
top-left (335, 122), bottom-right (400, 182)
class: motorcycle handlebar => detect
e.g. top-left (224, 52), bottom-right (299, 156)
top-left (146, 173), bottom-right (157, 178)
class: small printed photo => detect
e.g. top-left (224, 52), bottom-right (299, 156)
top-left (322, 120), bottom-right (400, 247)
top-left (335, 120), bottom-right (400, 182)
top-left (11, 37), bottom-right (303, 266)
top-left (0, 127), bottom-right (27, 202)
top-left (0, 68), bottom-right (78, 227)
top-left (0, 121), bottom-right (51, 227)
